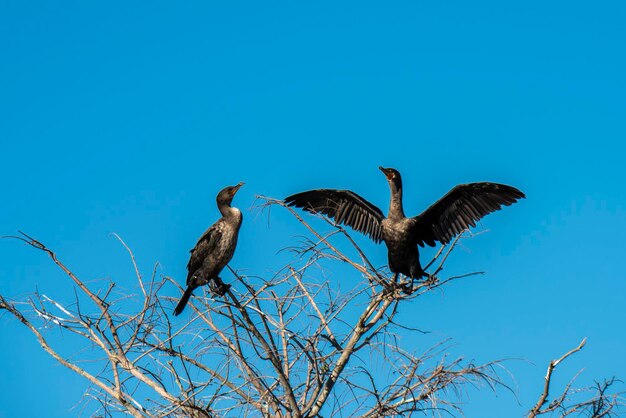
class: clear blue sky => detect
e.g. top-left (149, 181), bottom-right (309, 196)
top-left (1, 1), bottom-right (625, 416)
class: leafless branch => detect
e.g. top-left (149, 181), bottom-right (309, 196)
top-left (528, 338), bottom-right (623, 417)
top-left (3, 198), bottom-right (618, 417)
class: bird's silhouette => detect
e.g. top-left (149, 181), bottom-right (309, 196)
top-left (285, 167), bottom-right (524, 285)
top-left (174, 182), bottom-right (244, 316)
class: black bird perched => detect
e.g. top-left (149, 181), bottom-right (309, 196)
top-left (285, 167), bottom-right (524, 284)
top-left (174, 182), bottom-right (244, 316)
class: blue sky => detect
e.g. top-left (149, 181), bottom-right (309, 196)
top-left (1, 1), bottom-right (625, 416)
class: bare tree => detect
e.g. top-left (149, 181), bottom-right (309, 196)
top-left (0, 198), bottom-right (622, 417)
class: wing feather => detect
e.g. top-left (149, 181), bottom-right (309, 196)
top-left (411, 182), bottom-right (525, 247)
top-left (284, 189), bottom-right (385, 243)
top-left (186, 223), bottom-right (223, 283)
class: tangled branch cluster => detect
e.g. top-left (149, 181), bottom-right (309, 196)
top-left (0, 198), bottom-right (622, 417)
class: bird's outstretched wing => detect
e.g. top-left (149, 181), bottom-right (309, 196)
top-left (410, 183), bottom-right (525, 247)
top-left (187, 223), bottom-right (223, 283)
top-left (285, 189), bottom-right (385, 243)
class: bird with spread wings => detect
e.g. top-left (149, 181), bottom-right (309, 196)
top-left (285, 167), bottom-right (524, 286)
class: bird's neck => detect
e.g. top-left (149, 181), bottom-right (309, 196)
top-left (388, 185), bottom-right (405, 220)
top-left (219, 203), bottom-right (239, 219)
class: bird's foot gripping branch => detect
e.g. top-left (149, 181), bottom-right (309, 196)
top-left (208, 276), bottom-right (231, 296)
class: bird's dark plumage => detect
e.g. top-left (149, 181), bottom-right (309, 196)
top-left (285, 167), bottom-right (524, 280)
top-left (284, 189), bottom-right (385, 243)
top-left (174, 182), bottom-right (244, 316)
top-left (410, 182), bottom-right (526, 247)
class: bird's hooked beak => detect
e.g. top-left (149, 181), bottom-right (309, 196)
top-left (379, 166), bottom-right (393, 180)
top-left (232, 182), bottom-right (244, 195)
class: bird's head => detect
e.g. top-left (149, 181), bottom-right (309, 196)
top-left (379, 166), bottom-right (402, 191)
top-left (216, 182), bottom-right (244, 206)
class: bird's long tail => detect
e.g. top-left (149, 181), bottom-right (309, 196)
top-left (173, 286), bottom-right (194, 316)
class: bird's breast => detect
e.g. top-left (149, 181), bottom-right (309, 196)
top-left (220, 222), bottom-right (241, 246)
top-left (213, 223), bottom-right (240, 267)
top-left (381, 218), bottom-right (414, 246)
